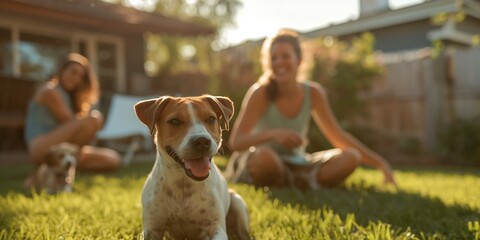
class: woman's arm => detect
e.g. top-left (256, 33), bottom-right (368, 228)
top-left (229, 84), bottom-right (305, 151)
top-left (309, 82), bottom-right (396, 185)
top-left (36, 85), bottom-right (74, 124)
top-left (229, 84), bottom-right (271, 151)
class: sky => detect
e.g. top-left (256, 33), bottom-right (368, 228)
top-left (219, 0), bottom-right (425, 47)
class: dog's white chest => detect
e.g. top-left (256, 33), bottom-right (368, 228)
top-left (143, 175), bottom-right (223, 239)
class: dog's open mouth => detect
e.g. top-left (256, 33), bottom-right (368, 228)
top-left (166, 146), bottom-right (211, 181)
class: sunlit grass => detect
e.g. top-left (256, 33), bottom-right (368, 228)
top-left (1, 157), bottom-right (479, 239)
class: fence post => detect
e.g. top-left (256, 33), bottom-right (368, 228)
top-left (424, 53), bottom-right (447, 152)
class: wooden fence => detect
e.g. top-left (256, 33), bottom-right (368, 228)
top-left (357, 47), bottom-right (480, 157)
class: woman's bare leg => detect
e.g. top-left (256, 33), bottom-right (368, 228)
top-left (29, 114), bottom-right (103, 165)
top-left (247, 147), bottom-right (287, 187)
top-left (71, 112), bottom-right (103, 146)
top-left (316, 148), bottom-right (361, 188)
top-left (77, 146), bottom-right (121, 172)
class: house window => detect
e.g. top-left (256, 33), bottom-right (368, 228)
top-left (18, 32), bottom-right (70, 81)
top-left (0, 27), bottom-right (13, 76)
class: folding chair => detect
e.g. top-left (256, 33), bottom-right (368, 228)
top-left (97, 94), bottom-right (154, 166)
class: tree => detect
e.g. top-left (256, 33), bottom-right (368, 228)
top-left (124, 0), bottom-right (241, 93)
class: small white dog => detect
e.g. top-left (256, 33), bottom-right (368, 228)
top-left (135, 95), bottom-right (250, 240)
top-left (25, 142), bottom-right (78, 194)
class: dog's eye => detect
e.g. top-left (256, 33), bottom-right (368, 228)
top-left (206, 116), bottom-right (216, 124)
top-left (167, 118), bottom-right (183, 126)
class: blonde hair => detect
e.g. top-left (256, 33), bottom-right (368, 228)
top-left (259, 29), bottom-right (303, 100)
top-left (52, 53), bottom-right (99, 114)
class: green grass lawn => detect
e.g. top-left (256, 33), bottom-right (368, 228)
top-left (1, 157), bottom-right (479, 240)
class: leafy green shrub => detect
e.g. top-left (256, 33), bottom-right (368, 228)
top-left (306, 33), bottom-right (383, 123)
top-left (438, 117), bottom-right (480, 164)
top-left (398, 136), bottom-right (422, 155)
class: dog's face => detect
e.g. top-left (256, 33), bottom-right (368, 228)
top-left (40, 143), bottom-right (79, 193)
top-left (45, 143), bottom-right (79, 172)
top-left (135, 95), bottom-right (234, 181)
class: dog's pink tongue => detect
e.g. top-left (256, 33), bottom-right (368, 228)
top-left (184, 157), bottom-right (210, 178)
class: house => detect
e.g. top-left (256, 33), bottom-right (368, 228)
top-left (0, 0), bottom-right (215, 151)
top-left (303, 0), bottom-right (480, 52)
top-left (0, 0), bottom-right (215, 94)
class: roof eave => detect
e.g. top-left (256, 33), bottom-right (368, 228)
top-left (0, 0), bottom-right (215, 37)
top-left (303, 0), bottom-right (464, 38)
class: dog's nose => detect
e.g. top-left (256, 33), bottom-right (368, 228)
top-left (192, 136), bottom-right (211, 150)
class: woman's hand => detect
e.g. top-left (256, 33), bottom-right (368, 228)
top-left (381, 164), bottom-right (397, 186)
top-left (271, 129), bottom-right (305, 148)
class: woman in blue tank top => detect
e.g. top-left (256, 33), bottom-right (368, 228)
top-left (226, 29), bottom-right (396, 188)
top-left (25, 53), bottom-right (120, 172)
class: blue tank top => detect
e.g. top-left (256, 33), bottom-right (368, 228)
top-left (24, 86), bottom-right (73, 144)
top-left (254, 82), bottom-right (311, 164)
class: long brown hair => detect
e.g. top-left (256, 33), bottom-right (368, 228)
top-left (52, 53), bottom-right (99, 114)
top-left (259, 29), bottom-right (303, 101)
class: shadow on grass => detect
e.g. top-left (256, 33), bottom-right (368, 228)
top-left (268, 175), bottom-right (479, 239)
top-left (0, 161), bottom-right (155, 196)
top-left (0, 164), bottom-right (34, 196)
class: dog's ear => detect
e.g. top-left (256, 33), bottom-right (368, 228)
top-left (58, 142), bottom-right (79, 154)
top-left (204, 95), bottom-right (234, 131)
top-left (134, 96), bottom-right (171, 136)
top-left (66, 143), bottom-right (80, 157)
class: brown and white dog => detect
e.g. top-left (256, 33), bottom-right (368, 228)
top-left (134, 95), bottom-right (250, 240)
top-left (25, 142), bottom-right (79, 194)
